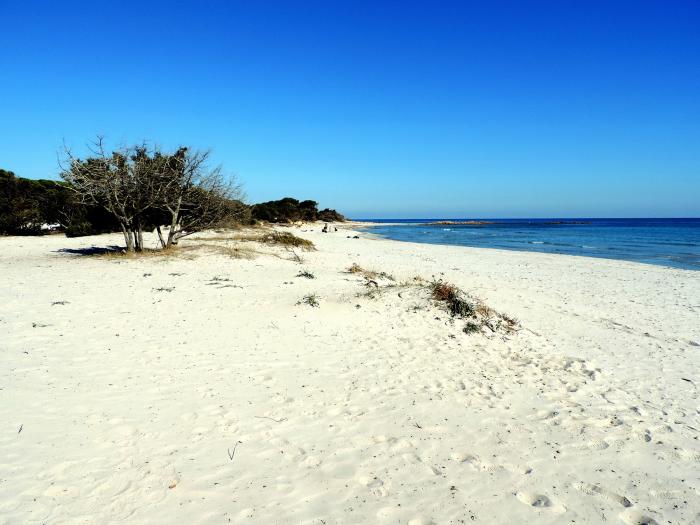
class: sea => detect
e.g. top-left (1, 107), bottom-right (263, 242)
top-left (355, 218), bottom-right (700, 271)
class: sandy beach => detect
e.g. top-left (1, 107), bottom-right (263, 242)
top-left (1, 224), bottom-right (698, 524)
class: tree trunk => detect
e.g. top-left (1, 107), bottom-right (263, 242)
top-left (121, 224), bottom-right (134, 252)
top-left (156, 226), bottom-right (166, 249)
top-left (166, 213), bottom-right (178, 247)
top-left (165, 196), bottom-right (183, 248)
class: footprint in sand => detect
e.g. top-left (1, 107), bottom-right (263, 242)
top-left (572, 482), bottom-right (632, 507)
top-left (673, 447), bottom-right (700, 462)
top-left (451, 452), bottom-right (529, 475)
top-left (574, 439), bottom-right (610, 451)
top-left (357, 474), bottom-right (389, 497)
top-left (619, 509), bottom-right (660, 525)
top-left (515, 491), bottom-right (565, 512)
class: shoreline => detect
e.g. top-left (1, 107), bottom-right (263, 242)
top-left (344, 222), bottom-right (699, 274)
top-left (1, 226), bottom-right (698, 523)
top-left (351, 221), bottom-right (700, 272)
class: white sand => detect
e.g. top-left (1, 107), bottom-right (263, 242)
top-left (1, 225), bottom-right (698, 524)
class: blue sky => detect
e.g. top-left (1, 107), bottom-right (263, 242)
top-left (1, 1), bottom-right (698, 218)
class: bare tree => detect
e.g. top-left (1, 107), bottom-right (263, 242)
top-left (154, 148), bottom-right (245, 248)
top-left (61, 138), bottom-right (162, 251)
top-left (61, 138), bottom-right (245, 252)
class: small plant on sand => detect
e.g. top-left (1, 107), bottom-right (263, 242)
top-left (296, 270), bottom-right (315, 279)
top-left (463, 321), bottom-right (481, 335)
top-left (346, 263), bottom-right (395, 282)
top-left (348, 263), bottom-right (363, 274)
top-left (356, 287), bottom-right (379, 300)
top-left (500, 313), bottom-right (519, 328)
top-left (431, 280), bottom-right (475, 318)
top-left (298, 293), bottom-right (320, 307)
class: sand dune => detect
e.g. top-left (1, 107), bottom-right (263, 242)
top-left (1, 225), bottom-right (698, 524)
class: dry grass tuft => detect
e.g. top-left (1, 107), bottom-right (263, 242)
top-left (346, 263), bottom-right (395, 282)
top-left (260, 231), bottom-right (315, 250)
top-left (97, 246), bottom-right (197, 260)
top-left (217, 245), bottom-right (257, 259)
top-left (348, 263), bottom-right (363, 274)
top-left (297, 293), bottom-right (320, 307)
top-left (430, 280), bottom-right (475, 318)
top-left (431, 281), bottom-right (460, 302)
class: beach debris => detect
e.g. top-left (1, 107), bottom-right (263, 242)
top-left (254, 415), bottom-right (287, 423)
top-left (228, 441), bottom-right (243, 461)
top-left (18, 424), bottom-right (23, 434)
top-left (206, 276), bottom-right (243, 289)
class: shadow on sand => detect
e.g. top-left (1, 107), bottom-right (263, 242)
top-left (56, 245), bottom-right (125, 256)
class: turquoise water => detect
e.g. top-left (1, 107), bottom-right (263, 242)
top-left (358, 219), bottom-right (700, 270)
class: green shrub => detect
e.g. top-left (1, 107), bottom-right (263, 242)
top-left (65, 221), bottom-right (95, 238)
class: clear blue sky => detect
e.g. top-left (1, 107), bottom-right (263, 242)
top-left (1, 1), bottom-right (698, 218)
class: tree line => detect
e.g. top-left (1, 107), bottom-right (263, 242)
top-left (1, 141), bottom-right (344, 250)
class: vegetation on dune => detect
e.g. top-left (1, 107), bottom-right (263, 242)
top-left (0, 169), bottom-right (118, 236)
top-left (429, 279), bottom-right (519, 334)
top-left (298, 293), bottom-right (320, 307)
top-left (60, 138), bottom-right (247, 252)
top-left (430, 280), bottom-right (476, 318)
top-left (251, 197), bottom-right (345, 224)
top-left (344, 266), bottom-right (520, 337)
top-left (1, 163), bottom-right (345, 249)
top-left (259, 231), bottom-right (315, 250)
top-left (2, 139), bottom-right (345, 248)
top-left (347, 263), bottom-right (395, 282)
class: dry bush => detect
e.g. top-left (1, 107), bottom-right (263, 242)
top-left (431, 281), bottom-right (459, 302)
top-left (431, 280), bottom-right (475, 318)
top-left (475, 303), bottom-right (495, 318)
top-left (348, 263), bottom-right (363, 273)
